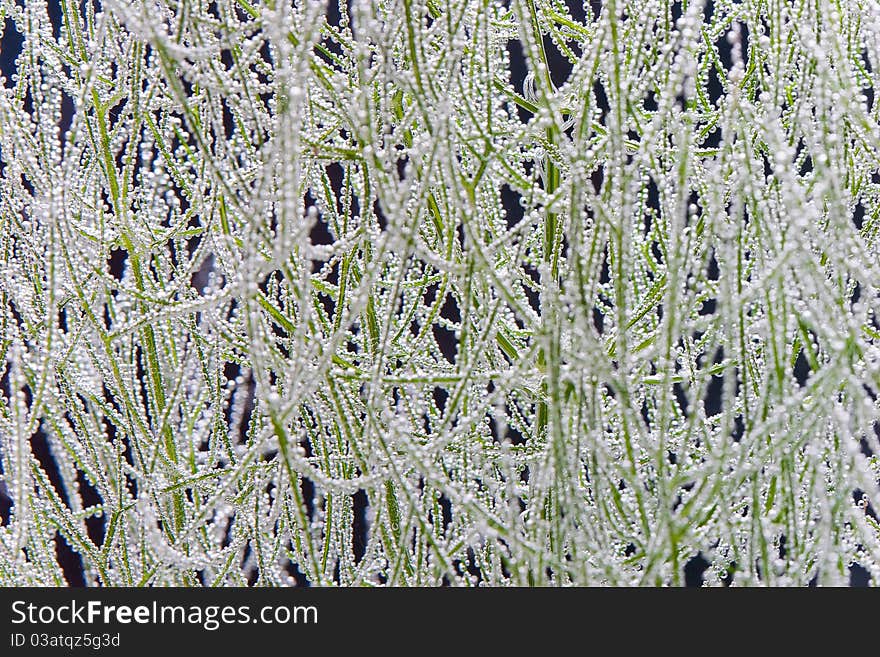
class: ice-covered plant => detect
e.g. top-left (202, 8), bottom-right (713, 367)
top-left (1, 0), bottom-right (879, 586)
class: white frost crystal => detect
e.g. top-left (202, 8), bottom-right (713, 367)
top-left (1, 0), bottom-right (879, 586)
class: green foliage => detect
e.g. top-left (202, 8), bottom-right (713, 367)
top-left (1, 0), bottom-right (879, 586)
